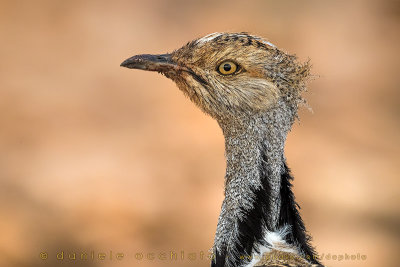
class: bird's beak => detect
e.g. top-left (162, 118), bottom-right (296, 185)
top-left (120, 53), bottom-right (177, 74)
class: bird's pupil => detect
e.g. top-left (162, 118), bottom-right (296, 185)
top-left (223, 64), bottom-right (231, 72)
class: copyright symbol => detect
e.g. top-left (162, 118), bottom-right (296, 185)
top-left (40, 252), bottom-right (48, 260)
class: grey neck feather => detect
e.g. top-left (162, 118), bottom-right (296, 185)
top-left (213, 99), bottom-right (294, 259)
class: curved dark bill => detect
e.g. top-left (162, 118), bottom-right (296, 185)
top-left (120, 53), bottom-right (176, 72)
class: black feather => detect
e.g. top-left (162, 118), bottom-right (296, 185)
top-left (211, 145), bottom-right (321, 266)
top-left (279, 162), bottom-right (321, 264)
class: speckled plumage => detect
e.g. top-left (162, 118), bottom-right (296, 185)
top-left (121, 32), bottom-right (322, 267)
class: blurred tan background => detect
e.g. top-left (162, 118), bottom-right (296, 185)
top-left (0, 0), bottom-right (399, 267)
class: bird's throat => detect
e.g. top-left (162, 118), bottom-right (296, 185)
top-left (211, 100), bottom-right (320, 267)
top-left (213, 102), bottom-right (292, 267)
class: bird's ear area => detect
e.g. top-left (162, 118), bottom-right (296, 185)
top-left (238, 79), bottom-right (280, 111)
top-left (245, 67), bottom-right (270, 79)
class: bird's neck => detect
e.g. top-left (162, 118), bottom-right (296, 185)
top-left (212, 101), bottom-right (318, 267)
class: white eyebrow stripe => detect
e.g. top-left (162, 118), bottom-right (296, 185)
top-left (253, 36), bottom-right (276, 48)
top-left (263, 40), bottom-right (276, 47)
top-left (195, 32), bottom-right (276, 48)
top-left (196, 32), bottom-right (223, 45)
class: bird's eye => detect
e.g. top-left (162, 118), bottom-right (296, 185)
top-left (217, 61), bottom-right (239, 75)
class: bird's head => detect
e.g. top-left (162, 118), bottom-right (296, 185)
top-left (121, 32), bottom-right (310, 123)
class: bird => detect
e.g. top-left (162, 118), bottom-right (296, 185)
top-left (121, 32), bottom-right (324, 267)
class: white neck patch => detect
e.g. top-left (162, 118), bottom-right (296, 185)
top-left (244, 225), bottom-right (300, 267)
